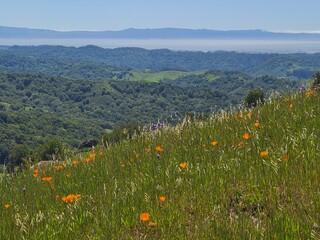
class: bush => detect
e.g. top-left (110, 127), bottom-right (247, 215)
top-left (244, 89), bottom-right (265, 108)
top-left (35, 138), bottom-right (65, 161)
top-left (8, 144), bottom-right (30, 170)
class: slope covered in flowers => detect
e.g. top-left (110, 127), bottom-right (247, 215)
top-left (0, 91), bottom-right (319, 239)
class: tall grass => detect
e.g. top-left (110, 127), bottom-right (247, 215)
top-left (0, 91), bottom-right (319, 239)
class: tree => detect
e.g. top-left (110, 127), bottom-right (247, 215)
top-left (0, 144), bottom-right (9, 164)
top-left (244, 89), bottom-right (265, 108)
top-left (8, 144), bottom-right (30, 170)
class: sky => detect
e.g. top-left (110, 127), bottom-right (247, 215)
top-left (1, 0), bottom-right (320, 32)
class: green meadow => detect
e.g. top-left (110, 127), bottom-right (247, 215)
top-left (0, 90), bottom-right (319, 239)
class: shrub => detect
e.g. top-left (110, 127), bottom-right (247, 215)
top-left (244, 89), bottom-right (265, 107)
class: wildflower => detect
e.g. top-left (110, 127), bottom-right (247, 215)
top-left (99, 151), bottom-right (104, 156)
top-left (72, 160), bottom-right (79, 166)
top-left (155, 146), bottom-right (164, 153)
top-left (54, 165), bottom-right (64, 170)
top-left (289, 104), bottom-right (293, 108)
top-left (156, 154), bottom-right (161, 159)
top-left (148, 222), bottom-right (157, 227)
top-left (260, 151), bottom-right (268, 157)
top-left (85, 157), bottom-right (90, 163)
top-left (4, 204), bottom-right (10, 209)
top-left (238, 141), bottom-right (246, 148)
top-left (246, 113), bottom-right (252, 118)
top-left (159, 196), bottom-right (166, 202)
top-left (282, 155), bottom-right (289, 161)
top-left (41, 177), bottom-right (53, 182)
top-left (89, 153), bottom-right (95, 159)
top-left (62, 194), bottom-right (81, 203)
top-left (33, 169), bottom-right (39, 178)
top-left (254, 121), bottom-right (260, 127)
top-left (140, 213), bottom-right (150, 222)
top-left (179, 162), bottom-right (187, 169)
top-left (210, 141), bottom-right (218, 147)
top-left (305, 90), bottom-right (316, 96)
top-left (243, 133), bottom-right (250, 140)
top-left (66, 173), bottom-right (72, 178)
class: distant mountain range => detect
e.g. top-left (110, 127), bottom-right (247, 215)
top-left (1, 26), bottom-right (320, 40)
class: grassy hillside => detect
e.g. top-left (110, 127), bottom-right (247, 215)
top-left (0, 90), bottom-right (319, 239)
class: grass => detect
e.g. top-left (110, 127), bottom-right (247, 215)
top-left (0, 90), bottom-right (319, 239)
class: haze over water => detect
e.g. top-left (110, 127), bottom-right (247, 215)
top-left (1, 38), bottom-right (320, 53)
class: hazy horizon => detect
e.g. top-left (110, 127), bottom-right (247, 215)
top-left (1, 0), bottom-right (320, 33)
top-left (1, 38), bottom-right (320, 53)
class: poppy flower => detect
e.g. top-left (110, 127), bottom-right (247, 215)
top-left (243, 133), bottom-right (250, 140)
top-left (179, 162), bottom-right (187, 169)
top-left (254, 121), bottom-right (260, 127)
top-left (54, 165), bottom-right (64, 170)
top-left (210, 141), bottom-right (218, 147)
top-left (72, 160), bottom-right (78, 166)
top-left (260, 151), bottom-right (268, 157)
top-left (4, 204), bottom-right (10, 209)
top-left (246, 113), bottom-right (252, 118)
top-left (140, 213), bottom-right (150, 222)
top-left (159, 196), bottom-right (166, 202)
top-left (155, 146), bottom-right (164, 153)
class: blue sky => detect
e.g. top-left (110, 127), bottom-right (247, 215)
top-left (1, 0), bottom-right (319, 32)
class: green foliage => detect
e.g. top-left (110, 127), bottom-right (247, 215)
top-left (244, 89), bottom-right (265, 107)
top-left (7, 144), bottom-right (29, 170)
top-left (34, 138), bottom-right (65, 161)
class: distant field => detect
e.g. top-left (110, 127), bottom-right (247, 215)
top-left (119, 70), bottom-right (205, 82)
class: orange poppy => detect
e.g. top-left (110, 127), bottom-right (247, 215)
top-left (289, 104), bottom-right (293, 108)
top-left (140, 213), bottom-right (150, 222)
top-left (4, 204), bottom-right (10, 209)
top-left (254, 121), bottom-right (260, 127)
top-left (155, 146), bottom-right (164, 153)
top-left (260, 151), bottom-right (268, 157)
top-left (54, 165), bottom-right (64, 170)
top-left (159, 196), bottom-right (166, 202)
top-left (179, 162), bottom-right (187, 169)
top-left (243, 133), bottom-right (250, 140)
top-left (72, 160), bottom-right (79, 166)
top-left (210, 141), bottom-right (218, 147)
top-left (246, 113), bottom-right (252, 118)
top-left (89, 153), bottom-right (95, 159)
